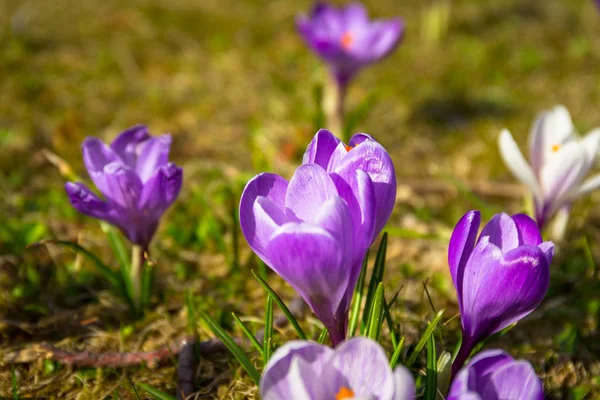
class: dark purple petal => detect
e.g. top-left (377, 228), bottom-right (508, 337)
top-left (135, 134), bottom-right (172, 183)
top-left (260, 341), bottom-right (332, 400)
top-left (82, 137), bottom-right (122, 194)
top-left (324, 337), bottom-right (395, 399)
top-left (461, 239), bottom-right (550, 343)
top-left (348, 132), bottom-right (372, 147)
top-left (331, 138), bottom-right (396, 236)
top-left (302, 129), bottom-right (341, 169)
top-left (285, 164), bottom-right (338, 222)
top-left (138, 162), bottom-right (182, 213)
top-left (483, 361), bottom-right (544, 400)
top-left (110, 125), bottom-right (150, 168)
top-left (511, 213), bottom-right (542, 246)
top-left (479, 213), bottom-right (519, 252)
top-left (65, 182), bottom-right (116, 223)
top-left (448, 210), bottom-right (481, 307)
top-left (538, 241), bottom-right (555, 267)
top-left (239, 173), bottom-right (289, 261)
top-left (101, 163), bottom-right (143, 209)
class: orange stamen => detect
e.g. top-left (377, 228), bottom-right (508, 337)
top-left (551, 144), bottom-right (561, 153)
top-left (341, 32), bottom-right (354, 50)
top-left (344, 144), bottom-right (355, 152)
top-left (335, 387), bottom-right (355, 400)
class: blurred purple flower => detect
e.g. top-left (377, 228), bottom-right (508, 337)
top-left (65, 125), bottom-right (182, 249)
top-left (297, 2), bottom-right (404, 87)
top-left (448, 211), bottom-right (553, 376)
top-left (448, 349), bottom-right (544, 400)
top-left (240, 130), bottom-right (395, 345)
top-left (260, 337), bottom-right (415, 400)
top-left (499, 105), bottom-right (600, 231)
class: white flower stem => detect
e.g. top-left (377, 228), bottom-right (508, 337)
top-left (130, 245), bottom-right (144, 314)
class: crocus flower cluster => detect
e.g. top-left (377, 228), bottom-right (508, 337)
top-left (448, 349), bottom-right (544, 400)
top-left (448, 211), bottom-right (553, 375)
top-left (240, 129), bottom-right (395, 345)
top-left (65, 125), bottom-right (183, 250)
top-left (260, 337), bottom-right (415, 400)
top-left (297, 2), bottom-right (404, 89)
top-left (499, 105), bottom-right (600, 231)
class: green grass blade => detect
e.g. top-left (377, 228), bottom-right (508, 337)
top-left (389, 336), bottom-right (405, 368)
top-left (186, 290), bottom-right (197, 336)
top-left (348, 253), bottom-right (368, 337)
top-left (424, 334), bottom-right (437, 400)
top-left (232, 313), bottom-right (264, 358)
top-left (436, 351), bottom-right (452, 399)
top-left (252, 271), bottom-right (307, 340)
top-left (37, 240), bottom-right (122, 291)
top-left (361, 233), bottom-right (388, 334)
top-left (127, 376), bottom-right (141, 400)
top-left (136, 383), bottom-right (176, 400)
top-left (366, 282), bottom-right (385, 341)
top-left (263, 294), bottom-right (274, 364)
top-left (201, 311), bottom-right (261, 385)
top-left (383, 293), bottom-right (399, 349)
top-left (100, 222), bottom-right (129, 271)
top-left (406, 310), bottom-right (445, 367)
top-left (11, 365), bottom-right (18, 400)
top-left (317, 327), bottom-right (328, 344)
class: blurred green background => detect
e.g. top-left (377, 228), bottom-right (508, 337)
top-left (1, 0), bottom-right (600, 398)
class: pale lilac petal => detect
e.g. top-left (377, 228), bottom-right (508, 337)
top-left (342, 3), bottom-right (369, 31)
top-left (302, 129), bottom-right (341, 168)
top-left (573, 173), bottom-right (600, 199)
top-left (511, 214), bottom-right (542, 246)
top-left (484, 361), bottom-right (544, 400)
top-left (363, 20), bottom-right (404, 60)
top-left (285, 164), bottom-right (338, 222)
top-left (581, 128), bottom-right (600, 163)
top-left (528, 106), bottom-right (575, 176)
top-left (325, 337), bottom-right (395, 399)
top-left (265, 221), bottom-right (352, 341)
top-left (448, 349), bottom-right (513, 400)
top-left (498, 129), bottom-right (543, 202)
top-left (82, 137), bottom-right (122, 194)
top-left (331, 139), bottom-right (396, 235)
top-left (479, 213), bottom-right (519, 252)
top-left (135, 134), bottom-right (172, 183)
top-left (260, 341), bottom-right (332, 400)
top-left (392, 365), bottom-right (416, 400)
top-left (461, 240), bottom-right (550, 342)
top-left (138, 163), bottom-right (182, 213)
top-left (239, 173), bottom-right (289, 260)
top-left (110, 125), bottom-right (150, 168)
top-left (101, 162), bottom-right (143, 209)
top-left (65, 182), bottom-right (115, 223)
top-left (448, 210), bottom-right (481, 306)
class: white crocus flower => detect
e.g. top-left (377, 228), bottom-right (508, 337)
top-left (498, 105), bottom-right (600, 233)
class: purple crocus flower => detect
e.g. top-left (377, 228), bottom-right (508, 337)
top-left (448, 211), bottom-right (554, 376)
top-left (260, 337), bottom-right (415, 400)
top-left (448, 349), bottom-right (544, 400)
top-left (240, 130), bottom-right (395, 345)
top-left (65, 125), bottom-right (183, 250)
top-left (297, 2), bottom-right (404, 88)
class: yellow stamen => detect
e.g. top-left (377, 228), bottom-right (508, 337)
top-left (336, 387), bottom-right (355, 400)
top-left (344, 144), bottom-right (355, 152)
top-left (551, 144), bottom-right (561, 153)
top-left (341, 32), bottom-right (354, 50)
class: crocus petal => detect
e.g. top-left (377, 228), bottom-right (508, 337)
top-left (498, 129), bottom-right (543, 202)
top-left (324, 337), bottom-right (395, 400)
top-left (302, 129), bottom-right (341, 169)
top-left (484, 361), bottom-right (544, 400)
top-left (479, 213), bottom-right (519, 252)
top-left (239, 173), bottom-right (289, 260)
top-left (265, 221), bottom-right (352, 339)
top-left (110, 125), bottom-right (150, 168)
top-left (82, 137), bottom-right (122, 194)
top-left (363, 19), bottom-right (404, 60)
top-left (511, 214), bottom-right (542, 246)
top-left (451, 349), bottom-right (513, 396)
top-left (138, 162), bottom-right (182, 213)
top-left (349, 133), bottom-right (373, 147)
top-left (101, 162), bottom-right (143, 209)
top-left (135, 134), bottom-right (172, 183)
top-left (260, 340), bottom-right (332, 400)
top-left (392, 365), bottom-right (416, 400)
top-left (461, 239), bottom-right (550, 342)
top-left (538, 241), bottom-right (555, 269)
top-left (65, 182), bottom-right (115, 222)
top-left (448, 210), bottom-right (481, 308)
top-left (528, 106), bottom-right (575, 175)
top-left (285, 164), bottom-right (338, 222)
top-left (581, 128), bottom-right (600, 163)
top-left (572, 173), bottom-right (600, 199)
top-left (331, 138), bottom-right (396, 236)
top-left (342, 3), bottom-right (369, 31)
